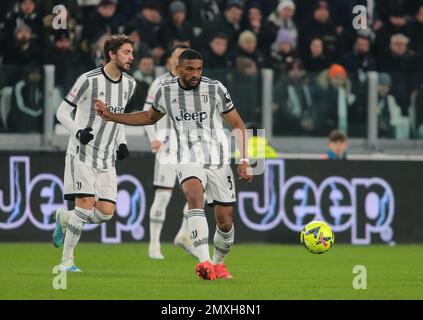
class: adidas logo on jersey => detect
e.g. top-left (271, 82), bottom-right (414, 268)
top-left (175, 110), bottom-right (208, 123)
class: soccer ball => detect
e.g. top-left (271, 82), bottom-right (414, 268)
top-left (300, 221), bottom-right (335, 254)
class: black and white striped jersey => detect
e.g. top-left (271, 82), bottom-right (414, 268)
top-left (153, 76), bottom-right (235, 168)
top-left (143, 72), bottom-right (176, 158)
top-left (63, 67), bottom-right (136, 170)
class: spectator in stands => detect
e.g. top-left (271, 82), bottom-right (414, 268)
top-left (270, 29), bottom-right (298, 74)
top-left (189, 0), bottom-right (221, 30)
top-left (160, 1), bottom-right (194, 51)
top-left (3, 23), bottom-right (42, 68)
top-left (44, 30), bottom-right (94, 95)
top-left (199, 0), bottom-right (243, 51)
top-left (315, 64), bottom-right (354, 134)
top-left (7, 64), bottom-right (43, 133)
top-left (126, 1), bottom-right (165, 64)
top-left (302, 37), bottom-right (331, 74)
top-left (2, 0), bottom-right (45, 48)
top-left (378, 33), bottom-right (416, 115)
top-left (125, 23), bottom-right (152, 66)
top-left (81, 0), bottom-right (120, 46)
top-left (375, 8), bottom-right (412, 59)
top-left (267, 0), bottom-right (298, 48)
top-left (409, 4), bottom-right (423, 56)
top-left (228, 30), bottom-right (267, 68)
top-left (242, 1), bottom-right (275, 57)
top-left (127, 55), bottom-right (156, 113)
top-left (227, 57), bottom-right (261, 124)
top-left (377, 73), bottom-right (404, 138)
top-left (322, 129), bottom-right (348, 160)
top-left (201, 33), bottom-right (231, 69)
top-left (339, 35), bottom-right (376, 80)
top-left (299, 0), bottom-right (339, 61)
top-left (273, 59), bottom-right (317, 135)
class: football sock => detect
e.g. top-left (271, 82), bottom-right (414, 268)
top-left (149, 189), bottom-right (172, 247)
top-left (186, 209), bottom-right (210, 262)
top-left (87, 208), bottom-right (113, 224)
top-left (61, 207), bottom-right (90, 264)
top-left (212, 224), bottom-right (234, 265)
top-left (61, 209), bottom-right (73, 227)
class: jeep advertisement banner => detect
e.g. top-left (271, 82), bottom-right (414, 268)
top-left (0, 152), bottom-right (422, 244)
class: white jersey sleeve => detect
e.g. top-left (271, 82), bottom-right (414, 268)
top-left (143, 76), bottom-right (164, 142)
top-left (56, 100), bottom-right (80, 137)
top-left (116, 124), bottom-right (127, 146)
top-left (216, 81), bottom-right (235, 114)
top-left (64, 74), bottom-right (89, 107)
top-left (152, 86), bottom-right (167, 114)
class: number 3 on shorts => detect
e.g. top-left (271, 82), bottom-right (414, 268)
top-left (227, 176), bottom-right (233, 190)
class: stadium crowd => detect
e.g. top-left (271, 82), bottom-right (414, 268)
top-left (1, 0), bottom-right (423, 138)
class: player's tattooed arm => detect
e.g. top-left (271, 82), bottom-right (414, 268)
top-left (222, 108), bottom-right (253, 182)
top-left (94, 99), bottom-right (164, 126)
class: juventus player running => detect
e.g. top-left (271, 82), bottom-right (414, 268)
top-left (52, 35), bottom-right (136, 271)
top-left (143, 45), bottom-right (197, 259)
top-left (95, 49), bottom-right (253, 280)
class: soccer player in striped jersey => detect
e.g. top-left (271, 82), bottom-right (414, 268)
top-left (95, 49), bottom-right (253, 280)
top-left (52, 35), bottom-right (136, 272)
top-left (142, 45), bottom-right (197, 260)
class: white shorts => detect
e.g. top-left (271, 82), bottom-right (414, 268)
top-left (153, 152), bottom-right (177, 188)
top-left (176, 164), bottom-right (236, 207)
top-left (64, 154), bottom-right (117, 203)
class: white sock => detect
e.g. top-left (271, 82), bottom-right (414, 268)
top-left (61, 209), bottom-right (73, 228)
top-left (175, 202), bottom-right (189, 238)
top-left (212, 224), bottom-right (234, 265)
top-left (87, 208), bottom-right (113, 224)
top-left (186, 208), bottom-right (210, 262)
top-left (149, 189), bottom-right (172, 247)
top-left (61, 207), bottom-right (90, 265)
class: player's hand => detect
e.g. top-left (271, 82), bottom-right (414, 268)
top-left (116, 143), bottom-right (129, 160)
top-left (76, 127), bottom-right (94, 145)
top-left (150, 139), bottom-right (162, 153)
top-left (94, 99), bottom-right (113, 121)
top-left (237, 162), bottom-right (253, 182)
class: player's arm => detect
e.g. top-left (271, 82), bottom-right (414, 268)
top-left (222, 108), bottom-right (253, 182)
top-left (142, 96), bottom-right (162, 153)
top-left (95, 98), bottom-right (164, 126)
top-left (56, 74), bottom-right (94, 145)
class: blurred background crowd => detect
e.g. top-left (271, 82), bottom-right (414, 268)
top-left (1, 0), bottom-right (423, 139)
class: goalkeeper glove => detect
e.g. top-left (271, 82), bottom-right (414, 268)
top-left (76, 127), bottom-right (94, 145)
top-left (116, 143), bottom-right (129, 160)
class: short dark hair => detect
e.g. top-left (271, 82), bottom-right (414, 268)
top-left (103, 34), bottom-right (134, 63)
top-left (178, 49), bottom-right (202, 65)
top-left (329, 129), bottom-right (347, 142)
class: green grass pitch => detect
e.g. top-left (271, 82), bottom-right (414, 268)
top-left (0, 243), bottom-right (422, 300)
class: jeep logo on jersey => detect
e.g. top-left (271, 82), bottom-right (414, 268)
top-left (175, 110), bottom-right (208, 122)
top-left (108, 106), bottom-right (125, 114)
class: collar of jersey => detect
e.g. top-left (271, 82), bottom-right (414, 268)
top-left (101, 67), bottom-right (122, 84)
top-left (178, 77), bottom-right (201, 91)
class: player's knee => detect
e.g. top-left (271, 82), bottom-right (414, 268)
top-left (182, 188), bottom-right (203, 208)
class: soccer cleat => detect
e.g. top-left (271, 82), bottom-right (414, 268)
top-left (195, 261), bottom-right (216, 280)
top-left (214, 263), bottom-right (233, 279)
top-left (148, 243), bottom-right (164, 260)
top-left (59, 264), bottom-right (82, 272)
top-left (52, 208), bottom-right (65, 248)
top-left (174, 234), bottom-right (196, 258)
